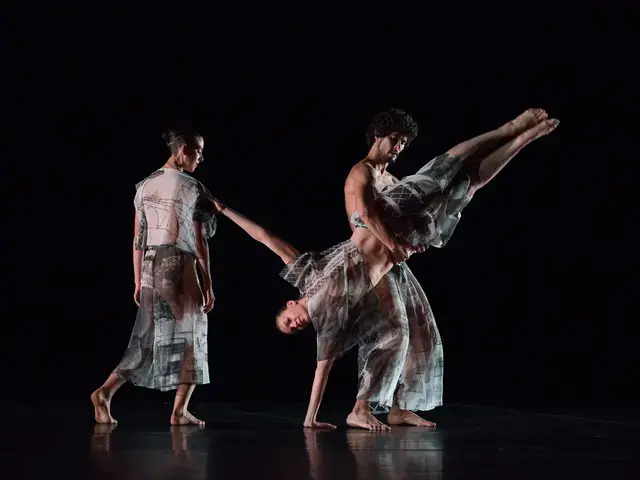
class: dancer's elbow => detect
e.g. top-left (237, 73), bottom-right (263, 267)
top-left (252, 226), bottom-right (269, 243)
top-left (316, 358), bottom-right (335, 371)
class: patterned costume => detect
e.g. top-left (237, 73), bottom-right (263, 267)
top-left (114, 168), bottom-right (216, 391)
top-left (281, 153), bottom-right (472, 410)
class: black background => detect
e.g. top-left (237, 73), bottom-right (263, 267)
top-left (6, 6), bottom-right (635, 413)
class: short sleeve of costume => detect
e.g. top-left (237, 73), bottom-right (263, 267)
top-left (192, 181), bottom-right (218, 239)
top-left (133, 180), bottom-right (147, 250)
top-left (279, 252), bottom-right (320, 296)
top-left (133, 180), bottom-right (144, 212)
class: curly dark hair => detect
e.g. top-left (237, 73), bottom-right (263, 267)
top-left (365, 108), bottom-right (419, 148)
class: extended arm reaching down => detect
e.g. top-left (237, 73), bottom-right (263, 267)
top-left (303, 358), bottom-right (336, 429)
top-left (194, 220), bottom-right (215, 313)
top-left (132, 211), bottom-right (144, 306)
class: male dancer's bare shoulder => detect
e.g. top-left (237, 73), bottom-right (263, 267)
top-left (344, 160), bottom-right (375, 230)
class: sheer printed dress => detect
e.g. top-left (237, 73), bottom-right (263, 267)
top-left (113, 168), bottom-right (217, 391)
top-left (352, 160), bottom-right (452, 412)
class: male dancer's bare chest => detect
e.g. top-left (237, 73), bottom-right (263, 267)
top-left (344, 164), bottom-right (398, 287)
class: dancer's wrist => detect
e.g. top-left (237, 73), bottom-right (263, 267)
top-left (213, 198), bottom-right (226, 214)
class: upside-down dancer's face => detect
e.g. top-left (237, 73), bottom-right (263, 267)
top-left (276, 300), bottom-right (311, 335)
top-left (180, 136), bottom-right (205, 173)
top-left (375, 132), bottom-right (408, 163)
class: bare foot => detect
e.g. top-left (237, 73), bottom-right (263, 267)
top-left (506, 108), bottom-right (549, 135)
top-left (387, 409), bottom-right (436, 427)
top-left (347, 410), bottom-right (391, 431)
top-left (91, 389), bottom-right (117, 424)
top-left (520, 118), bottom-right (560, 142)
top-left (170, 410), bottom-right (205, 426)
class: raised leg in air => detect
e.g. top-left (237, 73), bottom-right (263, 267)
top-left (446, 108), bottom-right (548, 162)
top-left (468, 118), bottom-right (560, 193)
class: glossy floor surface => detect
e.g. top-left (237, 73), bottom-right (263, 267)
top-left (1, 402), bottom-right (639, 479)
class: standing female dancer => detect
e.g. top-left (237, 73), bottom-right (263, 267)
top-left (91, 129), bottom-right (217, 426)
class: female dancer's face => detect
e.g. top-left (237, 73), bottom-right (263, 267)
top-left (179, 136), bottom-right (205, 173)
top-left (376, 132), bottom-right (408, 163)
top-left (276, 300), bottom-right (311, 335)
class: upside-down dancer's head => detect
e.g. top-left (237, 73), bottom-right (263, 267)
top-left (275, 299), bottom-right (312, 335)
top-left (366, 108), bottom-right (419, 164)
top-left (162, 128), bottom-right (205, 173)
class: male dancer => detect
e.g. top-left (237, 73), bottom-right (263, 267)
top-left (343, 108), bottom-right (438, 431)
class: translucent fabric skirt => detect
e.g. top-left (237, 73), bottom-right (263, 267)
top-left (281, 240), bottom-right (383, 362)
top-left (357, 263), bottom-right (443, 413)
top-left (114, 245), bottom-right (209, 391)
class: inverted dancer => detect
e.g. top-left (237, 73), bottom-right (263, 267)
top-left (91, 129), bottom-right (217, 426)
top-left (214, 110), bottom-right (558, 429)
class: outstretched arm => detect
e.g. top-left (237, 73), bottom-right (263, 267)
top-left (303, 358), bottom-right (336, 429)
top-left (215, 199), bottom-right (299, 265)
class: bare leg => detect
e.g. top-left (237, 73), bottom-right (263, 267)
top-left (346, 400), bottom-right (391, 431)
top-left (387, 406), bottom-right (436, 427)
top-left (469, 118), bottom-right (560, 193)
top-left (171, 384), bottom-right (205, 426)
top-left (447, 108), bottom-right (548, 161)
top-left (91, 373), bottom-right (126, 424)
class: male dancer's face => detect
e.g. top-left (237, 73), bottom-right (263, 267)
top-left (276, 300), bottom-right (311, 335)
top-left (375, 132), bottom-right (408, 163)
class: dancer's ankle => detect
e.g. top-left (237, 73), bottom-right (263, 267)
top-left (93, 387), bottom-right (109, 401)
top-left (172, 406), bottom-right (186, 417)
top-left (352, 400), bottom-right (370, 414)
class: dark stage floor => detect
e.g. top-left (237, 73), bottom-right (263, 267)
top-left (1, 401), bottom-right (639, 479)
